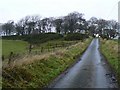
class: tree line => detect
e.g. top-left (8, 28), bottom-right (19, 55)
top-left (1, 11), bottom-right (119, 39)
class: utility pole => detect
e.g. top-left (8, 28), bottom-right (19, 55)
top-left (118, 1), bottom-right (120, 35)
top-left (118, 1), bottom-right (120, 23)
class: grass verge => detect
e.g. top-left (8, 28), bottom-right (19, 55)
top-left (100, 38), bottom-right (120, 85)
top-left (2, 38), bottom-right (92, 88)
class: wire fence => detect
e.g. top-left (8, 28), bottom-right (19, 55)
top-left (2, 41), bottom-right (78, 67)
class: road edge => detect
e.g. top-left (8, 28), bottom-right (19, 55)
top-left (47, 38), bottom-right (93, 88)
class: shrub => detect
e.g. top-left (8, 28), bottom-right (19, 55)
top-left (64, 33), bottom-right (89, 41)
top-left (2, 33), bottom-right (63, 44)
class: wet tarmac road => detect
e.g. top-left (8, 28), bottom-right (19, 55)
top-left (49, 38), bottom-right (118, 88)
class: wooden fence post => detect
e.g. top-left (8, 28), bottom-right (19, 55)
top-left (41, 47), bottom-right (43, 52)
top-left (8, 52), bottom-right (13, 65)
top-left (29, 44), bottom-right (32, 54)
top-left (2, 55), bottom-right (4, 61)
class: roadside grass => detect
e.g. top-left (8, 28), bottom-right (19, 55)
top-left (0, 39), bottom-right (1, 88)
top-left (2, 40), bottom-right (28, 58)
top-left (100, 38), bottom-right (120, 85)
top-left (2, 38), bottom-right (92, 88)
top-left (33, 40), bottom-right (78, 51)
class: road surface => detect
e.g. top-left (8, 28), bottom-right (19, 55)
top-left (48, 38), bottom-right (118, 88)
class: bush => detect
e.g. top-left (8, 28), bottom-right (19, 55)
top-left (101, 35), bottom-right (109, 40)
top-left (64, 33), bottom-right (89, 41)
top-left (2, 33), bottom-right (63, 44)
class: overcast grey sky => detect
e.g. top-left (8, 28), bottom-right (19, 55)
top-left (0, 0), bottom-right (119, 23)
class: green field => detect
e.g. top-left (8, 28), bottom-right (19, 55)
top-left (2, 39), bottom-right (79, 58)
top-left (2, 40), bottom-right (28, 57)
top-left (2, 33), bottom-right (88, 58)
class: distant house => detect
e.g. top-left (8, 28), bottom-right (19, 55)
top-left (93, 33), bottom-right (100, 38)
top-left (80, 30), bottom-right (86, 34)
top-left (75, 29), bottom-right (86, 34)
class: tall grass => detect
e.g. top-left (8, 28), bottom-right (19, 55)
top-left (100, 38), bottom-right (120, 85)
top-left (0, 39), bottom-right (2, 88)
top-left (2, 38), bottom-right (92, 88)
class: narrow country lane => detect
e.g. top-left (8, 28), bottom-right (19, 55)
top-left (49, 38), bottom-right (118, 88)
